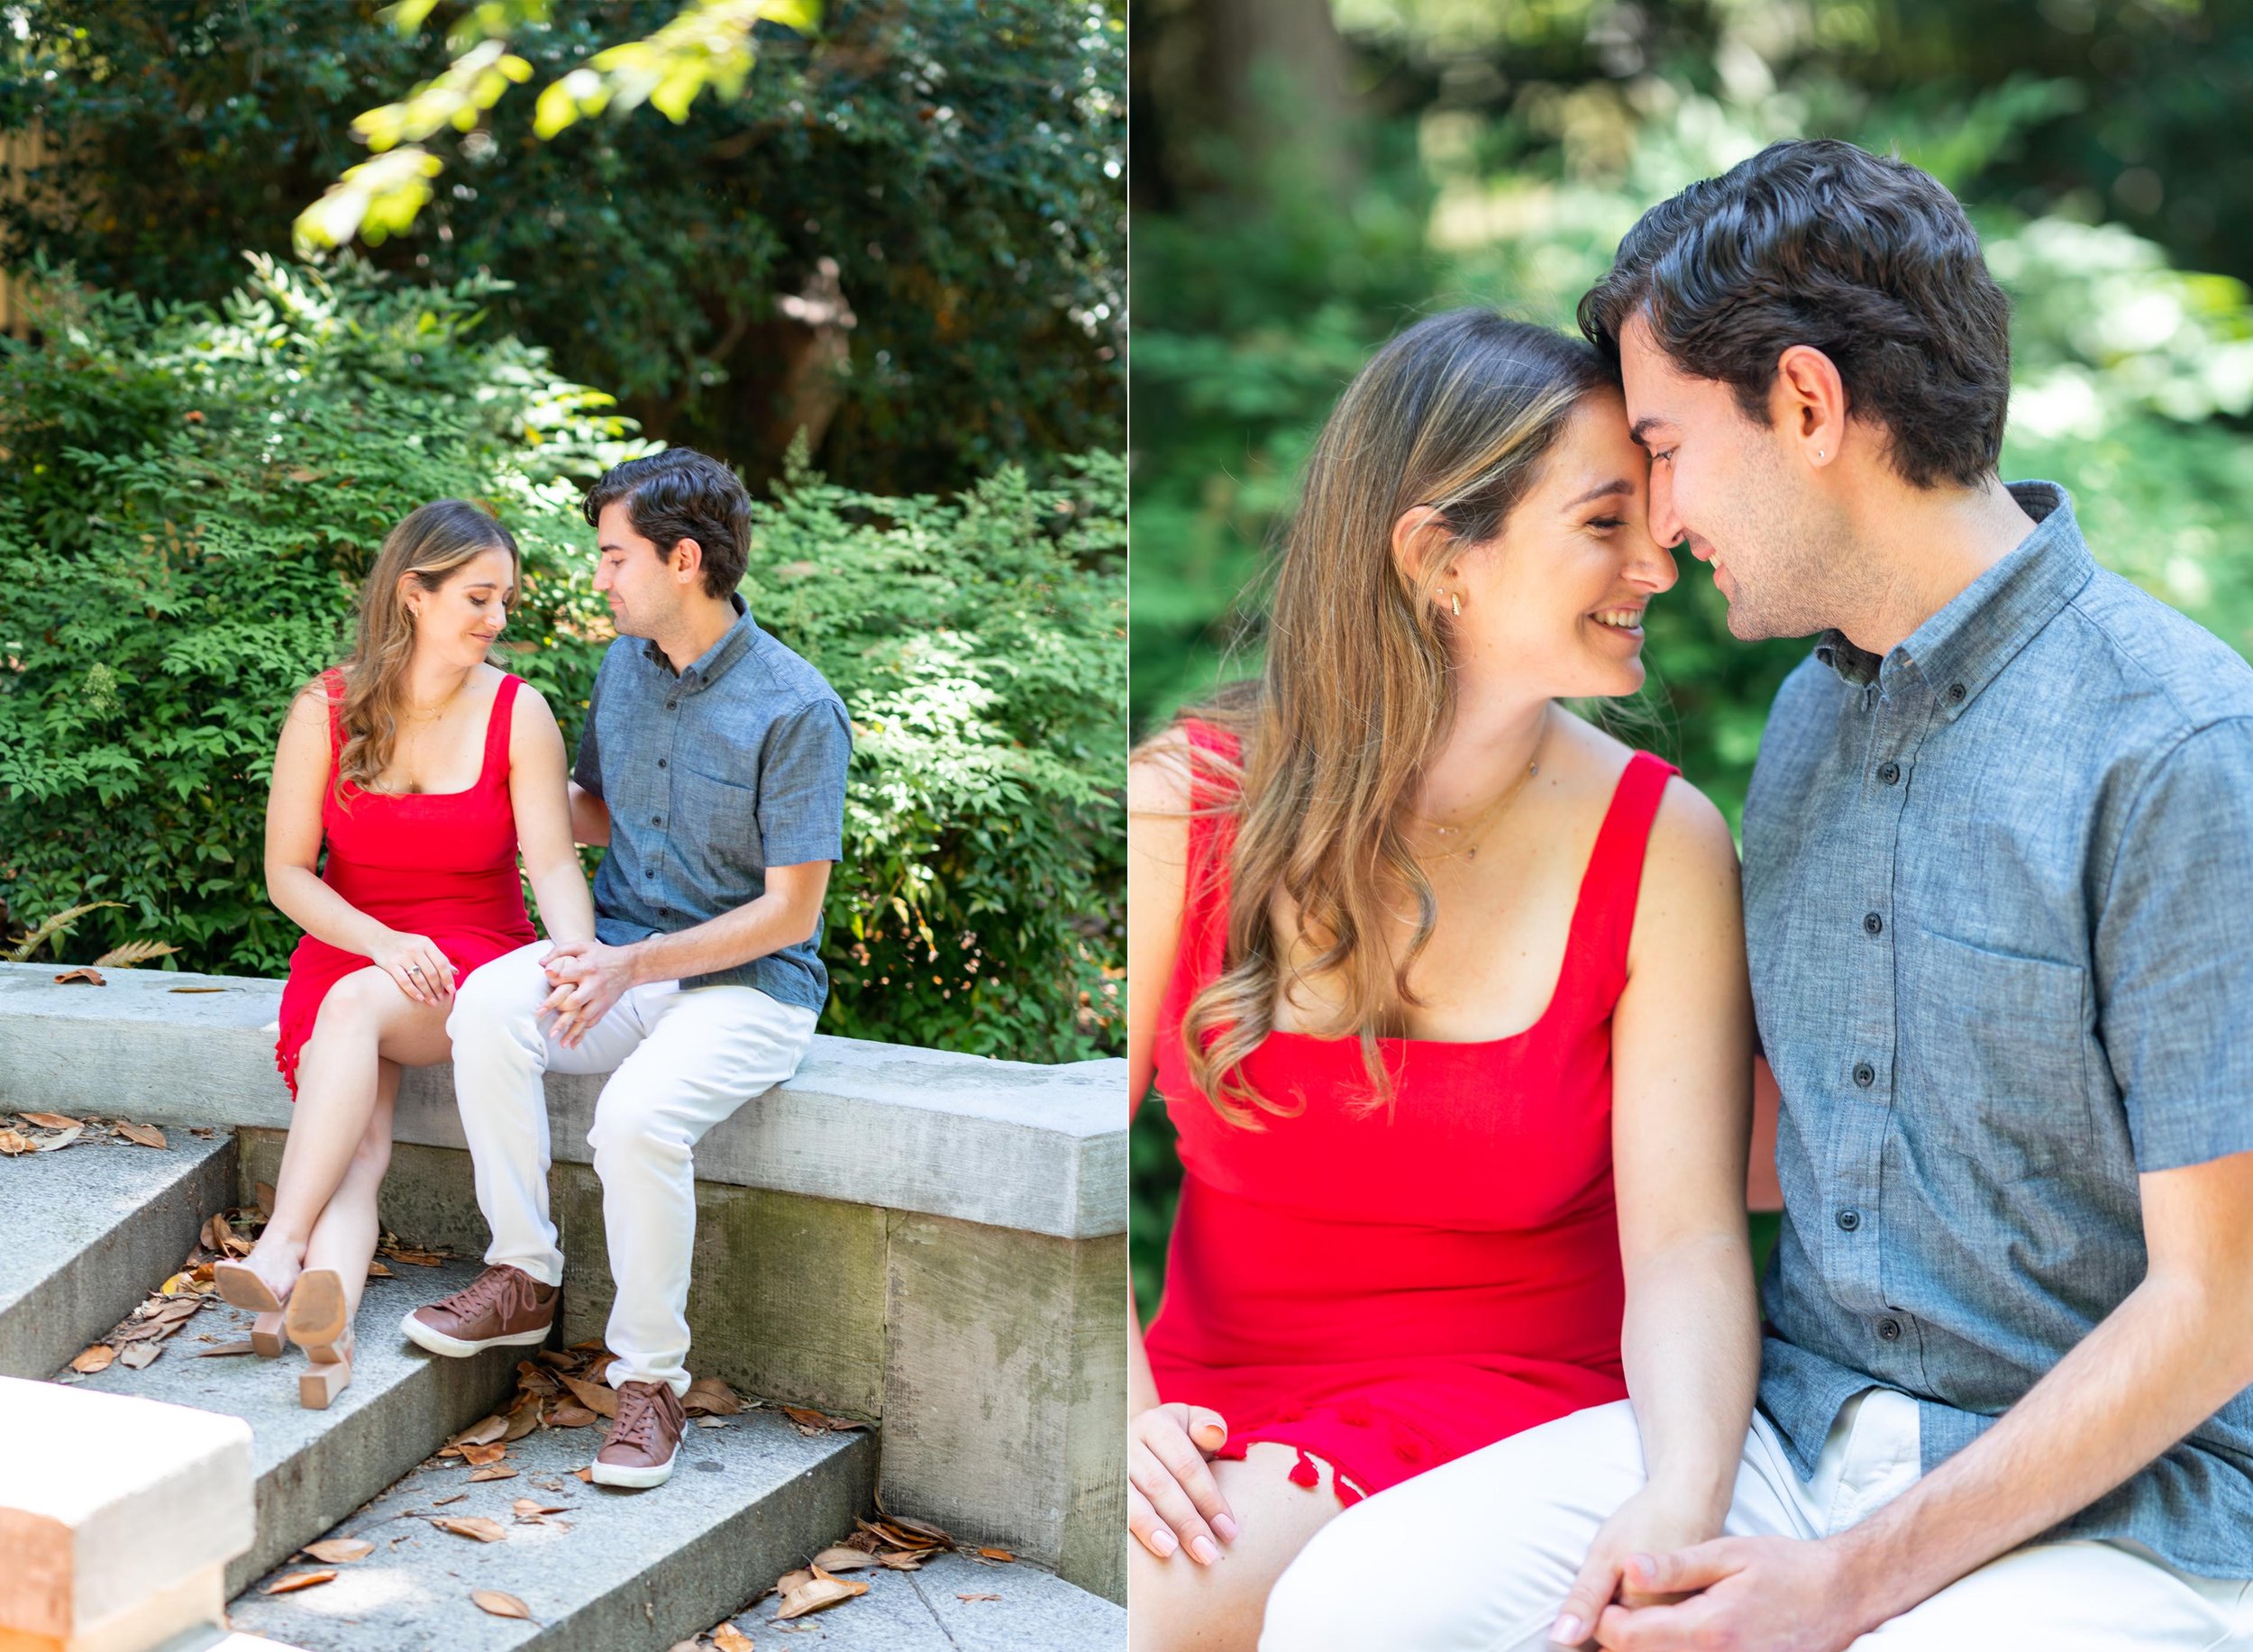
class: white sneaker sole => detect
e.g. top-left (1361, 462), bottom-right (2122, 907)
top-left (398, 1310), bottom-right (552, 1359)
top-left (588, 1447), bottom-right (678, 1489)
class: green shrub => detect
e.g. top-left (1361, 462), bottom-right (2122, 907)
top-left (0, 255), bottom-right (1124, 1062)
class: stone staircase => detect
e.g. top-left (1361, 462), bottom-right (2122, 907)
top-left (0, 963), bottom-right (1125, 1652)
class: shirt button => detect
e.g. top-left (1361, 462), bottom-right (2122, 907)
top-left (651, 816), bottom-right (662, 826)
top-left (1947, 683), bottom-right (1966, 703)
top-left (658, 758), bottom-right (668, 770)
top-left (1878, 761), bottom-right (1901, 785)
top-left (1837, 1209), bottom-right (1861, 1231)
top-left (667, 700), bottom-right (680, 711)
top-left (1877, 1317), bottom-right (1903, 1342)
top-left (1863, 912), bottom-right (1884, 936)
top-left (1853, 1062), bottom-right (1876, 1088)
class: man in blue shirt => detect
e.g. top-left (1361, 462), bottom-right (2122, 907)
top-left (1261, 141), bottom-right (2253, 1649)
top-left (406, 449), bottom-right (852, 1491)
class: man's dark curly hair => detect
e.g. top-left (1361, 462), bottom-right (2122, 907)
top-left (1577, 139), bottom-right (2012, 489)
top-left (582, 448), bottom-right (752, 598)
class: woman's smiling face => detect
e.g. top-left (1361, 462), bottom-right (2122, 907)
top-left (407, 545), bottom-right (515, 666)
top-left (1446, 388), bottom-right (1679, 699)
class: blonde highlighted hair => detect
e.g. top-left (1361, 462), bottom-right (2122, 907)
top-left (325, 499), bottom-right (520, 799)
top-left (1166, 309), bottom-right (1612, 1124)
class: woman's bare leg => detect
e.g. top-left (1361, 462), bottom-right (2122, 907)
top-left (298, 1060), bottom-right (400, 1326)
top-left (246, 968), bottom-right (447, 1298)
top-left (1129, 1443), bottom-right (1349, 1652)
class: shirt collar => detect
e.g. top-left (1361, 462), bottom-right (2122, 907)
top-left (1815, 480), bottom-right (2094, 717)
top-left (640, 592), bottom-right (755, 689)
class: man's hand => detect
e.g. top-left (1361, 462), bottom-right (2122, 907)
top-left (1548, 1484), bottom-right (1723, 1647)
top-left (1592, 1538), bottom-right (1868, 1652)
top-left (540, 938), bottom-right (639, 1047)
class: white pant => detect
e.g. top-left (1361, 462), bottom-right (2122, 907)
top-left (446, 941), bottom-right (818, 1394)
top-left (1261, 1392), bottom-right (2253, 1650)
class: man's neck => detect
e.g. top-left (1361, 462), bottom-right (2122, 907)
top-left (652, 596), bottom-right (740, 675)
top-left (1833, 476), bottom-right (2043, 660)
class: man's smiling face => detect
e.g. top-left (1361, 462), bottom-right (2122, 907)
top-left (1619, 311), bottom-right (1841, 642)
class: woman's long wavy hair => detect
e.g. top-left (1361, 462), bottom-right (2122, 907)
top-left (327, 499), bottom-right (520, 799)
top-left (1171, 309), bottom-right (1613, 1125)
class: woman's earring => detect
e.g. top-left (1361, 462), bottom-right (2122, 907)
top-left (1448, 590), bottom-right (1461, 617)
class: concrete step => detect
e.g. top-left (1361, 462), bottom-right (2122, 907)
top-left (0, 1126), bottom-right (236, 1380)
top-left (701, 1548), bottom-right (1126, 1650)
top-left (68, 1257), bottom-right (523, 1596)
top-left (224, 1406), bottom-right (878, 1651)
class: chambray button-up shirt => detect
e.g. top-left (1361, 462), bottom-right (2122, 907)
top-left (574, 593), bottom-right (850, 1009)
top-left (1746, 481), bottom-right (2253, 1575)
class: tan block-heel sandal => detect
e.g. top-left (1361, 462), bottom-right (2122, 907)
top-left (213, 1259), bottom-right (291, 1360)
top-left (286, 1268), bottom-right (355, 1410)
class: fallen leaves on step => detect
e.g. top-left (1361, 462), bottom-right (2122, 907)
top-left (573, 1466), bottom-right (594, 1483)
top-left (549, 1401), bottom-right (599, 1428)
top-left (377, 1233), bottom-right (448, 1266)
top-left (201, 1214), bottom-right (252, 1259)
top-left (560, 1374), bottom-right (618, 1419)
top-left (117, 1342), bottom-right (162, 1370)
top-left (774, 1565), bottom-right (868, 1620)
top-left (780, 1404), bottom-right (867, 1436)
top-left (682, 1376), bottom-right (742, 1416)
top-left (471, 1590), bottom-right (534, 1620)
top-left (693, 1416), bottom-right (730, 1429)
top-left (444, 1414), bottom-right (510, 1452)
top-left (366, 1261), bottom-right (393, 1278)
top-left (429, 1515), bottom-right (508, 1543)
top-left (52, 967), bottom-right (105, 986)
top-left (512, 1499), bottom-right (569, 1519)
top-left (458, 1442), bottom-right (507, 1467)
top-left (115, 1121), bottom-right (167, 1150)
top-left (813, 1547), bottom-right (875, 1573)
top-left (32, 1127), bottom-right (81, 1152)
top-left (70, 1345), bottom-right (115, 1374)
top-left (301, 1538), bottom-right (374, 1564)
top-left (956, 1593), bottom-right (1002, 1602)
top-left (169, 986), bottom-right (227, 994)
top-left (0, 1130), bottom-right (33, 1155)
top-left (876, 1551), bottom-right (925, 1570)
top-left (432, 1493), bottom-right (468, 1507)
top-left (976, 1547), bottom-right (1016, 1563)
top-left (262, 1570), bottom-right (336, 1595)
top-left (18, 1111), bottom-right (80, 1131)
top-left (196, 1341), bottom-right (260, 1357)
top-left (712, 1623), bottom-right (754, 1652)
top-left (855, 1513), bottom-right (955, 1556)
top-left (469, 1464), bottom-right (518, 1483)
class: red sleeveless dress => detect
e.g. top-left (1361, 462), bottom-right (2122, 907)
top-left (1144, 721), bottom-right (1678, 1506)
top-left (273, 669), bottom-right (537, 1097)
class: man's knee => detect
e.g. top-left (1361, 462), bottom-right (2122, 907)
top-left (586, 1084), bottom-right (694, 1170)
top-left (447, 944), bottom-right (549, 1043)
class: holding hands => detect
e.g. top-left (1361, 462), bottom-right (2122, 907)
top-left (1567, 1535), bottom-right (1862, 1652)
top-left (539, 938), bottom-right (636, 1046)
top-left (1548, 1483), bottom-right (1725, 1647)
top-left (1129, 1401), bottom-right (1241, 1565)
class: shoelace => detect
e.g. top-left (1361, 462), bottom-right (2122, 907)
top-left (609, 1384), bottom-right (669, 1453)
top-left (438, 1265), bottom-right (529, 1322)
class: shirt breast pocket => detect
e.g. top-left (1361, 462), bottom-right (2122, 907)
top-left (1899, 926), bottom-right (2093, 1178)
top-left (675, 760), bottom-right (764, 887)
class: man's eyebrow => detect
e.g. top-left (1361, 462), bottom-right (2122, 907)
top-left (1629, 416), bottom-right (1674, 448)
top-left (1564, 479), bottom-right (1634, 510)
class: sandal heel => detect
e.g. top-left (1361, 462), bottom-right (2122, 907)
top-left (298, 1351), bottom-right (353, 1410)
top-left (251, 1310), bottom-right (286, 1359)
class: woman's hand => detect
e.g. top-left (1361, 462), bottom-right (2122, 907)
top-left (369, 931), bottom-right (457, 1007)
top-left (1548, 1483), bottom-right (1722, 1647)
top-left (1128, 1401), bottom-right (1241, 1565)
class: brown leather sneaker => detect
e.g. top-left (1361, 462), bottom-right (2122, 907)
top-left (590, 1380), bottom-right (687, 1488)
top-left (400, 1264), bottom-right (557, 1357)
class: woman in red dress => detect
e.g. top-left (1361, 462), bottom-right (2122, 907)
top-left (1126, 311), bottom-right (1759, 1648)
top-left (214, 500), bottom-right (596, 1408)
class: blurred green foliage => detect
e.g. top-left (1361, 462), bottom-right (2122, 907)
top-left (0, 258), bottom-right (1123, 1062)
top-left (2, 0), bottom-right (1125, 497)
top-left (1129, 5), bottom-right (2253, 1308)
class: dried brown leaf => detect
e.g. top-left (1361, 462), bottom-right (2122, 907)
top-left (512, 1499), bottom-right (568, 1518)
top-left (302, 1538), bottom-right (374, 1564)
top-left (115, 1122), bottom-right (167, 1149)
top-left (262, 1570), bottom-right (337, 1594)
top-left (875, 1551), bottom-right (924, 1571)
top-left (32, 1127), bottom-right (81, 1152)
top-left (432, 1493), bottom-right (468, 1507)
top-left (366, 1261), bottom-right (394, 1278)
top-left (196, 1341), bottom-right (260, 1357)
top-left (502, 1403), bottom-right (541, 1442)
top-left (469, 1464), bottom-right (518, 1483)
top-left (813, 1547), bottom-right (876, 1572)
top-left (781, 1405), bottom-right (830, 1433)
top-left (886, 1514), bottom-right (956, 1547)
top-left (956, 1593), bottom-right (1002, 1602)
top-left (472, 1590), bottom-right (534, 1620)
top-left (713, 1624), bottom-right (755, 1652)
top-left (69, 1345), bottom-right (114, 1374)
top-left (449, 1414), bottom-right (510, 1450)
top-left (776, 1569), bottom-right (814, 1596)
top-left (774, 1568), bottom-right (868, 1621)
top-left (430, 1516), bottom-right (508, 1543)
top-left (561, 1374), bottom-right (618, 1419)
top-left (977, 1547), bottom-right (1016, 1563)
top-left (0, 1130), bottom-right (32, 1155)
top-left (458, 1442), bottom-right (507, 1467)
top-left (117, 1342), bottom-right (162, 1370)
top-left (548, 1401), bottom-right (598, 1428)
top-left (18, 1111), bottom-right (80, 1130)
top-left (52, 966), bottom-right (105, 986)
top-left (681, 1376), bottom-right (742, 1416)
top-left (572, 1466), bottom-right (594, 1483)
top-left (169, 986), bottom-right (227, 994)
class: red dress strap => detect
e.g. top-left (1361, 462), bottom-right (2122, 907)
top-left (481, 673), bottom-right (524, 785)
top-left (1568, 749), bottom-right (1679, 1003)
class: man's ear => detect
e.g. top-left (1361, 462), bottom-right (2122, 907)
top-left (670, 537), bottom-right (706, 585)
top-left (1391, 505), bottom-right (1452, 589)
top-left (1772, 344), bottom-right (1847, 469)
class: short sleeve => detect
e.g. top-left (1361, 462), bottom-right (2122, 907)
top-left (571, 662), bottom-right (606, 798)
top-left (2094, 717), bottom-right (2253, 1171)
top-left (757, 697), bottom-right (851, 866)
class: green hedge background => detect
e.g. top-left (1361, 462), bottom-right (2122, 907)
top-left (1129, 0), bottom-right (2253, 1313)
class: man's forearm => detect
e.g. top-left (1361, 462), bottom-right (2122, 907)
top-left (568, 781), bottom-right (611, 847)
top-left (621, 889), bottom-right (819, 984)
top-left (1828, 1268), bottom-right (2253, 1632)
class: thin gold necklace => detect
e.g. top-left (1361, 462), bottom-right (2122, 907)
top-left (1415, 704), bottom-right (1552, 863)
